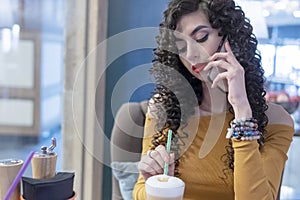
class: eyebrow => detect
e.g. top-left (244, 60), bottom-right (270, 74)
top-left (174, 25), bottom-right (208, 40)
top-left (190, 25), bottom-right (208, 36)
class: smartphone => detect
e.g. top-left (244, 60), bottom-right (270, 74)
top-left (207, 35), bottom-right (228, 93)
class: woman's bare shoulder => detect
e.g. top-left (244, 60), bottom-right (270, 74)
top-left (265, 102), bottom-right (294, 127)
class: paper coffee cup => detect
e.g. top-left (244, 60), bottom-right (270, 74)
top-left (145, 174), bottom-right (185, 200)
top-left (31, 153), bottom-right (57, 179)
top-left (0, 159), bottom-right (23, 200)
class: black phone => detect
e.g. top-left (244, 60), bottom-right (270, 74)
top-left (216, 35), bottom-right (227, 53)
top-left (207, 35), bottom-right (228, 93)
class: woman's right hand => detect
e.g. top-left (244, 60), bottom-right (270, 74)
top-left (138, 145), bottom-right (175, 181)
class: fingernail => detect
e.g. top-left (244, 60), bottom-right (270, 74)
top-left (170, 152), bottom-right (175, 159)
top-left (203, 64), bottom-right (209, 71)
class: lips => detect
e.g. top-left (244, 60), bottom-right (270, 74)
top-left (191, 63), bottom-right (207, 73)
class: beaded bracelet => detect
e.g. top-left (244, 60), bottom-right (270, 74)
top-left (226, 117), bottom-right (262, 141)
top-left (230, 117), bottom-right (258, 128)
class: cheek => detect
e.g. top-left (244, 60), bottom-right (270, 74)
top-left (201, 43), bottom-right (216, 56)
top-left (179, 56), bottom-right (190, 69)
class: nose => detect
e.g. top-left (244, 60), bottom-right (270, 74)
top-left (177, 37), bottom-right (210, 63)
top-left (186, 41), bottom-right (211, 63)
top-left (185, 40), bottom-right (202, 62)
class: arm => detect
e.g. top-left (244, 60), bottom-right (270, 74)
top-left (233, 106), bottom-right (294, 200)
top-left (206, 41), bottom-right (294, 199)
top-left (132, 113), bottom-right (175, 200)
top-left (132, 114), bottom-right (155, 200)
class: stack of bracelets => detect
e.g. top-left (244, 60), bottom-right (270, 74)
top-left (226, 117), bottom-right (262, 141)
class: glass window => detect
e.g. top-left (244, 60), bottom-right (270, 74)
top-left (258, 44), bottom-right (276, 77)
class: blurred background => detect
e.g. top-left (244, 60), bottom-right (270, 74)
top-left (0, 0), bottom-right (300, 199)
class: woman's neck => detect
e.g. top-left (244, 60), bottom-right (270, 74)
top-left (196, 82), bottom-right (229, 116)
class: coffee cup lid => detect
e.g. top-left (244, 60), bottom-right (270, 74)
top-left (146, 175), bottom-right (185, 198)
top-left (0, 159), bottom-right (23, 166)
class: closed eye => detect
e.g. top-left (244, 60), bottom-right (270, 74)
top-left (175, 34), bottom-right (208, 54)
top-left (196, 34), bottom-right (208, 43)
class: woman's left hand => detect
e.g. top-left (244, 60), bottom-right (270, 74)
top-left (204, 41), bottom-right (252, 118)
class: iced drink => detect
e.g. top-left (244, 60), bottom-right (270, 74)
top-left (145, 174), bottom-right (185, 200)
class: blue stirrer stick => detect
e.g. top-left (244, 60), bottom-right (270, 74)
top-left (163, 129), bottom-right (173, 175)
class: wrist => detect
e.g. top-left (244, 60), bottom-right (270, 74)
top-left (232, 101), bottom-right (252, 119)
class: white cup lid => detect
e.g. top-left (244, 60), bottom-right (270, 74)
top-left (146, 175), bottom-right (185, 198)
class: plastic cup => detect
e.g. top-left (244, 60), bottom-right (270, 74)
top-left (145, 174), bottom-right (185, 200)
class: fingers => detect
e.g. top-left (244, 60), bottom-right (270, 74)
top-left (149, 145), bottom-right (175, 167)
top-left (208, 52), bottom-right (228, 63)
top-left (139, 156), bottom-right (163, 174)
top-left (203, 41), bottom-right (241, 74)
top-left (138, 145), bottom-right (175, 180)
top-left (205, 41), bottom-right (234, 69)
top-left (168, 152), bottom-right (175, 176)
top-left (209, 41), bottom-right (233, 60)
top-left (138, 163), bottom-right (160, 181)
top-left (148, 148), bottom-right (165, 168)
top-left (155, 145), bottom-right (173, 164)
top-left (211, 72), bottom-right (229, 89)
top-left (138, 154), bottom-right (163, 181)
top-left (224, 41), bottom-right (233, 53)
top-left (204, 59), bottom-right (229, 72)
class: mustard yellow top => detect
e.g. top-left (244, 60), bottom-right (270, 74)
top-left (133, 112), bottom-right (294, 200)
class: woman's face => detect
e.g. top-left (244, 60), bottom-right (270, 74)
top-left (174, 9), bottom-right (224, 82)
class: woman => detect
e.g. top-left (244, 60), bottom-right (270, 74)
top-left (133, 0), bottom-right (294, 199)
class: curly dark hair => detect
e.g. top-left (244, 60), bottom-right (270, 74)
top-left (149, 0), bottom-right (268, 176)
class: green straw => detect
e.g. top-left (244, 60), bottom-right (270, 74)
top-left (163, 129), bottom-right (173, 175)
